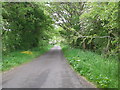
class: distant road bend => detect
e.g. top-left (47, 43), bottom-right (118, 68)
top-left (2, 46), bottom-right (96, 88)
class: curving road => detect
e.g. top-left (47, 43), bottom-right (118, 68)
top-left (2, 46), bottom-right (96, 88)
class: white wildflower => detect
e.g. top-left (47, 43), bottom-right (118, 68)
top-left (76, 60), bottom-right (81, 61)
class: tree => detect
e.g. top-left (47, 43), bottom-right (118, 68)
top-left (47, 2), bottom-right (119, 57)
top-left (2, 2), bottom-right (54, 53)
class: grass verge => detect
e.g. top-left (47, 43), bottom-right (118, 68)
top-left (62, 46), bottom-right (118, 88)
top-left (1, 45), bottom-right (53, 72)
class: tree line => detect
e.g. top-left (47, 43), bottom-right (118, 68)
top-left (1, 2), bottom-right (120, 59)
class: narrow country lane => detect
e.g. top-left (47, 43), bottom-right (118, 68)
top-left (2, 46), bottom-right (96, 88)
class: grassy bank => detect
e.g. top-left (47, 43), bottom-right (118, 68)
top-left (62, 46), bottom-right (118, 88)
top-left (1, 45), bottom-right (53, 71)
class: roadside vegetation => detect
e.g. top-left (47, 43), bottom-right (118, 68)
top-left (1, 45), bottom-right (52, 71)
top-left (62, 46), bottom-right (118, 88)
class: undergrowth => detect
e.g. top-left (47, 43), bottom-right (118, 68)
top-left (62, 46), bottom-right (118, 88)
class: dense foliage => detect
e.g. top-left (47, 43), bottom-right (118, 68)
top-left (2, 2), bottom-right (54, 54)
top-left (47, 2), bottom-right (120, 58)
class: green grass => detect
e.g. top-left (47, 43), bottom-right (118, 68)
top-left (62, 46), bottom-right (118, 88)
top-left (1, 45), bottom-right (53, 72)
